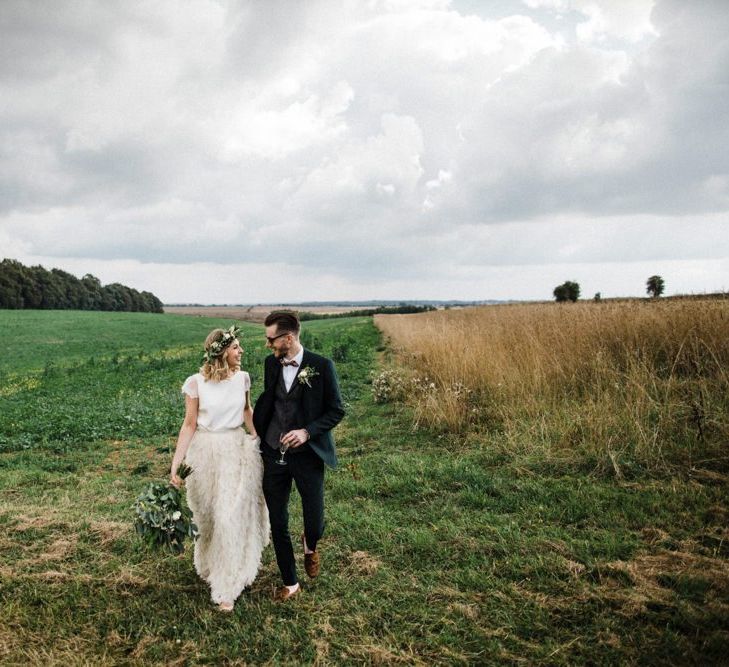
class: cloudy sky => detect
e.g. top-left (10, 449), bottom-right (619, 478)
top-left (1, 0), bottom-right (728, 303)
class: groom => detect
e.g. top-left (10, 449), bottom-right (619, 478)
top-left (253, 310), bottom-right (345, 601)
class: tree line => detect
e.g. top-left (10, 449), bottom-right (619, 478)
top-left (553, 275), bottom-right (665, 302)
top-left (0, 258), bottom-right (164, 313)
top-left (298, 304), bottom-right (436, 321)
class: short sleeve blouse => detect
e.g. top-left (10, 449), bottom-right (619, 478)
top-left (181, 370), bottom-right (251, 431)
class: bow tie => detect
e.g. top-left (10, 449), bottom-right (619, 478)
top-left (281, 358), bottom-right (299, 367)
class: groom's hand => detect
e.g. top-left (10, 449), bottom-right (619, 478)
top-left (282, 429), bottom-right (310, 448)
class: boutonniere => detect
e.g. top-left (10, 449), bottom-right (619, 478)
top-left (297, 366), bottom-right (319, 388)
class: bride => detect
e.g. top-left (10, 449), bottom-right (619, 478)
top-left (170, 325), bottom-right (269, 612)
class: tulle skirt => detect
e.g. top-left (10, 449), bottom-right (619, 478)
top-left (184, 428), bottom-right (270, 603)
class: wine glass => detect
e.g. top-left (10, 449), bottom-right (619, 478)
top-left (276, 432), bottom-right (290, 465)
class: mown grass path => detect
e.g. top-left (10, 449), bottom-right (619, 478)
top-left (0, 311), bottom-right (727, 664)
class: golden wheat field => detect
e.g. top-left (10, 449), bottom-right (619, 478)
top-left (375, 298), bottom-right (729, 474)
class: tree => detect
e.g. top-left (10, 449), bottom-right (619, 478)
top-left (140, 290), bottom-right (164, 313)
top-left (594, 292), bottom-right (601, 302)
top-left (52, 268), bottom-right (87, 309)
top-left (646, 275), bottom-right (665, 298)
top-left (0, 259), bottom-right (25, 308)
top-left (32, 265), bottom-right (65, 309)
top-left (81, 274), bottom-right (103, 310)
top-left (553, 281), bottom-right (580, 303)
top-left (101, 283), bottom-right (132, 311)
top-left (0, 259), bottom-right (164, 312)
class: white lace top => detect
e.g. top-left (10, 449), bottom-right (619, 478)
top-left (181, 370), bottom-right (251, 431)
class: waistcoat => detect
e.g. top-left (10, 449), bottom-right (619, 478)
top-left (264, 371), bottom-right (309, 454)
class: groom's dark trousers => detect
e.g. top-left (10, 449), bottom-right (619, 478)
top-left (253, 349), bottom-right (344, 586)
top-left (261, 447), bottom-right (325, 585)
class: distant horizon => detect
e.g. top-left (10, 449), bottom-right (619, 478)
top-left (163, 291), bottom-right (729, 308)
top-left (7, 254), bottom-right (725, 310)
top-left (163, 299), bottom-right (510, 306)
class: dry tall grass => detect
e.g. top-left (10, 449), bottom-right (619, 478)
top-left (375, 299), bottom-right (729, 472)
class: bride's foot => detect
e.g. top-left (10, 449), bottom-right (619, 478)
top-left (218, 601), bottom-right (234, 612)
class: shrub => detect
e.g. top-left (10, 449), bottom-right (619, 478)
top-left (332, 342), bottom-right (349, 362)
top-left (371, 369), bottom-right (406, 404)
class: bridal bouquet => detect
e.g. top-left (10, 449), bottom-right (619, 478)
top-left (133, 463), bottom-right (198, 555)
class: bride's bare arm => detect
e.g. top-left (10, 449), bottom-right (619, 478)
top-left (244, 390), bottom-right (256, 437)
top-left (170, 394), bottom-right (198, 487)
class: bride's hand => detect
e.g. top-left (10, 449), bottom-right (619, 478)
top-left (170, 473), bottom-right (183, 488)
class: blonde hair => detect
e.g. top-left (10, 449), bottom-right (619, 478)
top-left (200, 328), bottom-right (239, 382)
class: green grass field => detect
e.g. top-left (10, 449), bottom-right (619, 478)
top-left (0, 311), bottom-right (727, 665)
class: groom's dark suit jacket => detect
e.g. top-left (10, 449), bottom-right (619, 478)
top-left (253, 349), bottom-right (345, 469)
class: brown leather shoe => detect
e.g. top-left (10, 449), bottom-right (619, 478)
top-left (304, 551), bottom-right (320, 578)
top-left (302, 534), bottom-right (320, 578)
top-left (273, 585), bottom-right (301, 602)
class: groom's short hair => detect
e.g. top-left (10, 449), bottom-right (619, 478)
top-left (265, 310), bottom-right (301, 336)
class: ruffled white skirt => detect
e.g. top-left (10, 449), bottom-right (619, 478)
top-left (184, 428), bottom-right (270, 604)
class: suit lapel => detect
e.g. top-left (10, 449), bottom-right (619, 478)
top-left (298, 350), bottom-right (316, 411)
top-left (269, 355), bottom-right (282, 390)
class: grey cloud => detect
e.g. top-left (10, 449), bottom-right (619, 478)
top-left (448, 16), bottom-right (729, 223)
top-left (0, 1), bottom-right (120, 81)
top-left (0, 0), bottom-right (728, 300)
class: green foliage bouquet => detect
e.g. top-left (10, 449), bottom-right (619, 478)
top-left (133, 463), bottom-right (198, 555)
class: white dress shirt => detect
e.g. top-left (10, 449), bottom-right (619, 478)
top-left (282, 347), bottom-right (304, 392)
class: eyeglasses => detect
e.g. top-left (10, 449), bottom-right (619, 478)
top-left (265, 331), bottom-right (291, 344)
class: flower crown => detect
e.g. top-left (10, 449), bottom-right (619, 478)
top-left (202, 325), bottom-right (241, 365)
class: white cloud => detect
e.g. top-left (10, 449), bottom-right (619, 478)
top-left (1, 0), bottom-right (728, 302)
top-left (523, 0), bottom-right (657, 43)
top-left (284, 113), bottom-right (425, 224)
top-left (573, 0), bottom-right (657, 44)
